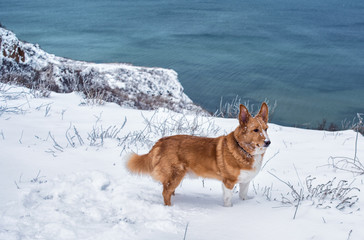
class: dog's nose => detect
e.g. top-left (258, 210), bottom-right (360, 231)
top-left (264, 140), bottom-right (271, 147)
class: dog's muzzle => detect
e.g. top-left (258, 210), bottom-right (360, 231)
top-left (264, 140), bottom-right (271, 147)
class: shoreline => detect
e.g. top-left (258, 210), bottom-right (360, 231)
top-left (1, 26), bottom-right (361, 133)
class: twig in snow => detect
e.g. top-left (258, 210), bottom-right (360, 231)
top-left (261, 150), bottom-right (279, 170)
top-left (252, 182), bottom-right (258, 195)
top-left (30, 170), bottom-right (47, 184)
top-left (94, 112), bottom-right (103, 125)
top-left (87, 117), bottom-right (126, 147)
top-left (0, 102), bottom-right (27, 116)
top-left (35, 102), bottom-right (53, 112)
top-left (14, 174), bottom-right (23, 189)
top-left (81, 88), bottom-right (105, 106)
top-left (329, 113), bottom-right (364, 175)
top-left (293, 163), bottom-right (304, 190)
top-left (119, 145), bottom-right (127, 157)
top-left (48, 131), bottom-right (63, 152)
top-left (45, 149), bottom-right (57, 157)
top-left (66, 123), bottom-right (76, 147)
top-left (213, 96), bottom-right (277, 120)
top-left (353, 113), bottom-right (363, 162)
top-left (293, 189), bottom-right (303, 220)
top-left (263, 184), bottom-right (273, 201)
top-left (14, 181), bottom-right (20, 189)
top-left (74, 125), bottom-right (84, 146)
top-left (65, 123), bottom-right (84, 147)
top-left (347, 229), bottom-right (353, 240)
top-left (268, 171), bottom-right (300, 200)
top-left (329, 156), bottom-right (364, 175)
top-left (183, 222), bottom-right (189, 240)
top-left (44, 104), bottom-right (51, 117)
top-left (61, 109), bottom-right (66, 120)
top-left (31, 170), bottom-right (41, 183)
top-left (265, 171), bottom-right (360, 217)
top-left (19, 130), bottom-right (24, 144)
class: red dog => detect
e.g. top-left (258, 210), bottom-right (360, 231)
top-left (127, 103), bottom-right (270, 206)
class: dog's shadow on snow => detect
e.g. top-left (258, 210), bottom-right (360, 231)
top-left (172, 192), bottom-right (226, 209)
top-left (170, 191), bottom-right (257, 209)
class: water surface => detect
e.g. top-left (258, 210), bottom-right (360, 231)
top-left (1, 0), bottom-right (363, 127)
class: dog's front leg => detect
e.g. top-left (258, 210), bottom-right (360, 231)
top-left (222, 180), bottom-right (234, 207)
top-left (239, 182), bottom-right (250, 200)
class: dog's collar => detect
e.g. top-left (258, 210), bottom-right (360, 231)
top-left (233, 136), bottom-right (252, 158)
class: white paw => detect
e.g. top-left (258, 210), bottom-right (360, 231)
top-left (222, 183), bottom-right (233, 207)
top-left (223, 201), bottom-right (233, 207)
top-left (239, 195), bottom-right (254, 201)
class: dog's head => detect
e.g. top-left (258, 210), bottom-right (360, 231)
top-left (234, 102), bottom-right (270, 156)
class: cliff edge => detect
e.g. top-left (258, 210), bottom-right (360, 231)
top-left (0, 27), bottom-right (206, 114)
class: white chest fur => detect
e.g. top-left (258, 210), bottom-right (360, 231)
top-left (238, 154), bottom-right (263, 183)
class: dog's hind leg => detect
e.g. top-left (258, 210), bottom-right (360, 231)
top-left (162, 164), bottom-right (186, 206)
top-left (162, 183), bottom-right (173, 206)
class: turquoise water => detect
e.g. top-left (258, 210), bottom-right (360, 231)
top-left (1, 0), bottom-right (364, 127)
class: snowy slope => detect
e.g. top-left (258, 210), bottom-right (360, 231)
top-left (0, 83), bottom-right (364, 240)
top-left (0, 27), bottom-right (205, 114)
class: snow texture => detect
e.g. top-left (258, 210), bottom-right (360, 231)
top-left (1, 83), bottom-right (364, 239)
top-left (0, 27), bottom-right (205, 114)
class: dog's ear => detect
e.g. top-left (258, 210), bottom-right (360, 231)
top-left (239, 104), bottom-right (251, 127)
top-left (257, 102), bottom-right (269, 123)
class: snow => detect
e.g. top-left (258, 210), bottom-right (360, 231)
top-left (1, 83), bottom-right (364, 239)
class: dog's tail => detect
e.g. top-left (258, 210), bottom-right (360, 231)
top-left (126, 153), bottom-right (153, 174)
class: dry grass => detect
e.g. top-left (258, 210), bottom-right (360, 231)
top-left (214, 96), bottom-right (277, 120)
top-left (329, 113), bottom-right (364, 175)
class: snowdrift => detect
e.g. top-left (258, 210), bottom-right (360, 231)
top-left (1, 83), bottom-right (363, 239)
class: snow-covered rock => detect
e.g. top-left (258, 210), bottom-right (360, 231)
top-left (0, 27), bottom-right (206, 113)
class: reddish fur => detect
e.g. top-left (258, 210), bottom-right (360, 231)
top-left (127, 153), bottom-right (153, 174)
top-left (127, 103), bottom-right (269, 206)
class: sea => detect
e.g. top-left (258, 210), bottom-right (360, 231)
top-left (1, 0), bottom-right (364, 128)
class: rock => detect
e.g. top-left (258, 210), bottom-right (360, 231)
top-left (0, 27), bottom-right (207, 114)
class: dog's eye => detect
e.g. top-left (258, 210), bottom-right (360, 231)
top-left (253, 129), bottom-right (259, 132)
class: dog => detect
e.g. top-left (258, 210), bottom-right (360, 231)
top-left (127, 103), bottom-right (270, 207)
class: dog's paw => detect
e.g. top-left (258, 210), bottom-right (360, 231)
top-left (223, 201), bottom-right (233, 207)
top-left (239, 195), bottom-right (254, 201)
